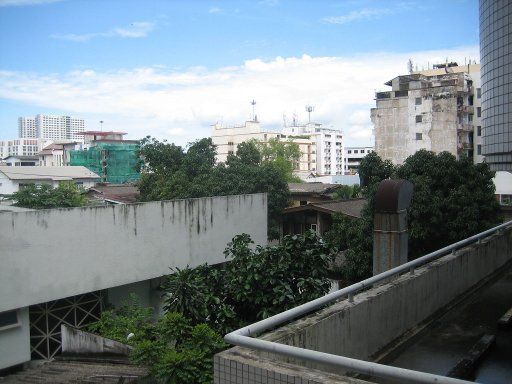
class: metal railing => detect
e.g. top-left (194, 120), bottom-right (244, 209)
top-left (224, 220), bottom-right (512, 384)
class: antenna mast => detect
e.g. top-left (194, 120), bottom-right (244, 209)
top-left (305, 105), bottom-right (314, 123)
top-left (99, 120), bottom-right (104, 131)
top-left (250, 100), bottom-right (257, 122)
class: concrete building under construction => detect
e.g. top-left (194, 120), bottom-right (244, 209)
top-left (371, 63), bottom-right (482, 165)
top-left (69, 131), bottom-right (140, 184)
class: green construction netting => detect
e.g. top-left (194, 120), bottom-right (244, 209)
top-left (69, 142), bottom-right (140, 184)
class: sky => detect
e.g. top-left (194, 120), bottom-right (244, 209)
top-left (0, 0), bottom-right (479, 147)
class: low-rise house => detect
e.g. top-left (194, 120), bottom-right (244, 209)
top-left (38, 142), bottom-right (82, 166)
top-left (0, 166), bottom-right (99, 195)
top-left (2, 155), bottom-right (38, 167)
top-left (288, 182), bottom-right (340, 207)
top-left (280, 198), bottom-right (366, 237)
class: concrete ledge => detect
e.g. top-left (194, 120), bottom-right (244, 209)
top-left (497, 306), bottom-right (512, 329)
top-left (215, 348), bottom-right (372, 384)
top-left (447, 334), bottom-right (496, 380)
top-left (61, 325), bottom-right (132, 356)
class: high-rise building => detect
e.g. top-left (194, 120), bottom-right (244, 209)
top-left (371, 63), bottom-right (482, 165)
top-left (18, 114), bottom-right (85, 141)
top-left (18, 117), bottom-right (36, 138)
top-left (480, 0), bottom-right (512, 171)
top-left (281, 122), bottom-right (344, 176)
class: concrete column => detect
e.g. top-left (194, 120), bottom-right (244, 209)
top-left (373, 179), bottom-right (413, 275)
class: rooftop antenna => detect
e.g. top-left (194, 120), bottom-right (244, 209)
top-left (99, 120), bottom-right (104, 131)
top-left (305, 105), bottom-right (314, 123)
top-left (250, 100), bottom-right (257, 122)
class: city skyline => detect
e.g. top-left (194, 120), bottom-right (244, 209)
top-left (0, 0), bottom-right (479, 146)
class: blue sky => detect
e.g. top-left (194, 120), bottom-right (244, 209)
top-left (0, 0), bottom-right (479, 146)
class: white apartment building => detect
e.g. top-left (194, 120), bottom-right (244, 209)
top-left (18, 117), bottom-right (36, 138)
top-left (371, 63), bottom-right (482, 165)
top-left (282, 122), bottom-right (344, 176)
top-left (344, 146), bottom-right (374, 174)
top-left (212, 120), bottom-right (344, 176)
top-left (18, 114), bottom-right (85, 142)
top-left (0, 138), bottom-right (51, 160)
top-left (212, 120), bottom-right (281, 163)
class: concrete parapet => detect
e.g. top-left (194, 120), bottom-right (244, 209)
top-left (216, 227), bottom-right (512, 381)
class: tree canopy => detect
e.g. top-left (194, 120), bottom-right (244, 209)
top-left (12, 183), bottom-right (87, 209)
top-left (137, 137), bottom-right (292, 238)
top-left (162, 231), bottom-right (336, 335)
top-left (325, 150), bottom-right (501, 283)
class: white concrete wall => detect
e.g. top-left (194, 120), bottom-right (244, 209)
top-left (0, 173), bottom-right (18, 195)
top-left (0, 307), bottom-right (30, 370)
top-left (0, 193), bottom-right (267, 313)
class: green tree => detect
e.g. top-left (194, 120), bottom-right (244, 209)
top-left (162, 231), bottom-right (335, 333)
top-left (332, 184), bottom-right (362, 200)
top-left (137, 138), bottom-right (290, 239)
top-left (12, 182), bottom-right (87, 209)
top-left (325, 150), bottom-right (501, 283)
top-left (258, 138), bottom-right (302, 182)
top-left (395, 150), bottom-right (501, 258)
top-left (89, 296), bottom-right (226, 384)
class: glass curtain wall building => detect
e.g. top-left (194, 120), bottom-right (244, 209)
top-left (480, 0), bottom-right (512, 171)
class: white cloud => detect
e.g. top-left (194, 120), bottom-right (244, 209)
top-left (50, 21), bottom-right (155, 42)
top-left (0, 46), bottom-right (479, 146)
top-left (323, 8), bottom-right (392, 25)
top-left (208, 7), bottom-right (221, 14)
top-left (0, 0), bottom-right (62, 6)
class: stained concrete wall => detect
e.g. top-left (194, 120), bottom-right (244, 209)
top-left (0, 307), bottom-right (30, 370)
top-left (0, 193), bottom-right (267, 313)
top-left (61, 325), bottom-right (132, 355)
top-left (217, 227), bottom-right (512, 381)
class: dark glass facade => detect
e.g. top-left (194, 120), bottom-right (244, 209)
top-left (480, 0), bottom-right (512, 171)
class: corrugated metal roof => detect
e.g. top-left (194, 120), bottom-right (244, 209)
top-left (0, 166), bottom-right (100, 181)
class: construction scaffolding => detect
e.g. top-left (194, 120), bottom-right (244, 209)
top-left (69, 142), bottom-right (140, 184)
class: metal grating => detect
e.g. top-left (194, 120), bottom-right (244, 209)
top-left (29, 291), bottom-right (104, 360)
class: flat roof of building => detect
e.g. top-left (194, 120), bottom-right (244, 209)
top-left (76, 131), bottom-right (127, 136)
top-left (0, 166), bottom-right (99, 181)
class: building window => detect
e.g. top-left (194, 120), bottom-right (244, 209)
top-left (415, 115), bottom-right (422, 123)
top-left (477, 88), bottom-right (481, 98)
top-left (348, 150), bottom-right (352, 154)
top-left (228, 150), bottom-right (234, 155)
top-left (415, 97), bottom-right (422, 105)
top-left (228, 141), bottom-right (234, 146)
top-left (0, 310), bottom-right (20, 331)
top-left (477, 145), bottom-right (481, 155)
top-left (354, 150), bottom-right (358, 154)
top-left (468, 114), bottom-right (473, 122)
top-left (477, 126), bottom-right (482, 136)
top-left (477, 107), bottom-right (481, 117)
top-left (416, 133), bottom-right (423, 140)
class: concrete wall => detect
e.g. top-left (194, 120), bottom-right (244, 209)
top-left (0, 307), bottom-right (30, 370)
top-left (217, 227), bottom-right (512, 381)
top-left (0, 193), bottom-right (267, 313)
top-left (61, 325), bottom-right (132, 356)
